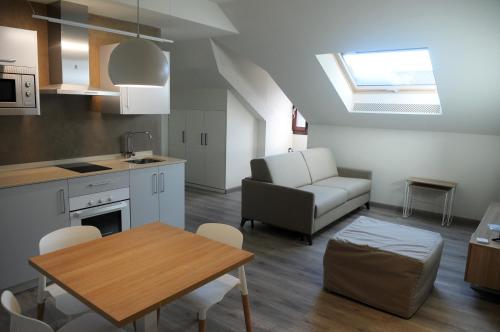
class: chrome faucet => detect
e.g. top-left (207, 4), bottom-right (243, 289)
top-left (123, 131), bottom-right (153, 158)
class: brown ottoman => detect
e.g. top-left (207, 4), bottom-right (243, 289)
top-left (323, 216), bottom-right (443, 318)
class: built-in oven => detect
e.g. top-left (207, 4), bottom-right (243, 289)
top-left (69, 187), bottom-right (130, 237)
top-left (0, 66), bottom-right (37, 115)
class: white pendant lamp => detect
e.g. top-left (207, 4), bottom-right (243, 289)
top-left (108, 0), bottom-right (169, 87)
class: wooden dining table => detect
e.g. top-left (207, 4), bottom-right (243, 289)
top-left (29, 222), bottom-right (255, 332)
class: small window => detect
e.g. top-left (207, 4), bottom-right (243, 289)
top-left (292, 106), bottom-right (308, 135)
top-left (339, 48), bottom-right (436, 91)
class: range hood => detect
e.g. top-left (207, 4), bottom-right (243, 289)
top-left (40, 1), bottom-right (119, 96)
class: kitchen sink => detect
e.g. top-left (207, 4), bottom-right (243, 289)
top-left (127, 158), bottom-right (163, 164)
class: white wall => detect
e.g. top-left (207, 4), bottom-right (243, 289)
top-left (226, 91), bottom-right (258, 189)
top-left (292, 134), bottom-right (308, 151)
top-left (308, 125), bottom-right (500, 220)
top-left (211, 40), bottom-right (293, 156)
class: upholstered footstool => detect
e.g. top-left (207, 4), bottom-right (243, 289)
top-left (323, 216), bottom-right (443, 318)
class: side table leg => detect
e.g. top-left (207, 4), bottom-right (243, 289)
top-left (403, 181), bottom-right (410, 217)
top-left (446, 188), bottom-right (456, 227)
top-left (441, 191), bottom-right (449, 227)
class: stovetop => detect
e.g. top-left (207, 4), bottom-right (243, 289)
top-left (56, 162), bottom-right (112, 174)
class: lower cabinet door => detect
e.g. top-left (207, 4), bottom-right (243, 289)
top-left (159, 163), bottom-right (185, 229)
top-left (0, 180), bottom-right (70, 289)
top-left (130, 167), bottom-right (160, 228)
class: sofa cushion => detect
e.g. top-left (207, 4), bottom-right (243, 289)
top-left (298, 185), bottom-right (347, 217)
top-left (315, 176), bottom-right (371, 200)
top-left (301, 148), bottom-right (339, 182)
top-left (251, 152), bottom-right (312, 188)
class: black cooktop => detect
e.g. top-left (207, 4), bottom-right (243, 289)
top-left (57, 162), bottom-right (112, 173)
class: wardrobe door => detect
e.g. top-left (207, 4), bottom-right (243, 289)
top-left (185, 110), bottom-right (206, 185)
top-left (204, 111), bottom-right (226, 190)
top-left (168, 109), bottom-right (187, 159)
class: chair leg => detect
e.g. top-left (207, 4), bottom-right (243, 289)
top-left (251, 220), bottom-right (254, 229)
top-left (37, 302), bottom-right (45, 321)
top-left (198, 319), bottom-right (207, 332)
top-left (241, 294), bottom-right (253, 332)
top-left (241, 217), bottom-right (248, 228)
top-left (157, 309), bottom-right (160, 326)
top-left (365, 202), bottom-right (370, 210)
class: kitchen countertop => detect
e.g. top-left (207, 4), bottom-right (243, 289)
top-left (0, 155), bottom-right (186, 189)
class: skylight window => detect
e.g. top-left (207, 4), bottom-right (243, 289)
top-left (339, 48), bottom-right (436, 91)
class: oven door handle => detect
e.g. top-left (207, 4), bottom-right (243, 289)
top-left (73, 201), bottom-right (128, 219)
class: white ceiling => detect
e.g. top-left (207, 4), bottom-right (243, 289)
top-left (214, 0), bottom-right (500, 135)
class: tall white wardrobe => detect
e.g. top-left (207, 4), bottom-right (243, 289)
top-left (169, 90), bottom-right (259, 192)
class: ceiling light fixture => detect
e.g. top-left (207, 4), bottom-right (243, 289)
top-left (108, 0), bottom-right (169, 88)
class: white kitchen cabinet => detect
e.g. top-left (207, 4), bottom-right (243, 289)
top-left (130, 167), bottom-right (160, 228)
top-left (99, 43), bottom-right (170, 115)
top-left (0, 180), bottom-right (69, 289)
top-left (170, 110), bottom-right (226, 190)
top-left (130, 163), bottom-right (185, 229)
top-left (159, 163), bottom-right (185, 229)
top-left (0, 26), bottom-right (38, 67)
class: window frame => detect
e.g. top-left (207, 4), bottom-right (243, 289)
top-left (336, 48), bottom-right (437, 93)
top-left (292, 107), bottom-right (308, 135)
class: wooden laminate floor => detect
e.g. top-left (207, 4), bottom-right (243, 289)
top-left (1, 189), bottom-right (499, 332)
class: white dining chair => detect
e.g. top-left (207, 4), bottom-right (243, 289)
top-left (175, 223), bottom-right (252, 332)
top-left (1, 290), bottom-right (125, 332)
top-left (37, 226), bottom-right (102, 320)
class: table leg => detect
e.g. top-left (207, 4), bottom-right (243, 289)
top-left (136, 311), bottom-right (158, 332)
top-left (441, 191), bottom-right (449, 227)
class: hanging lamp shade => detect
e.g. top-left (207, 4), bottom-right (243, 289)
top-left (108, 38), bottom-right (169, 87)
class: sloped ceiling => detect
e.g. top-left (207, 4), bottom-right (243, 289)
top-left (214, 0), bottom-right (500, 135)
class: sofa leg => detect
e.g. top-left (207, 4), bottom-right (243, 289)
top-left (306, 235), bottom-right (313, 246)
top-left (365, 202), bottom-right (370, 210)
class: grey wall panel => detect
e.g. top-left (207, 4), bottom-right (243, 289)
top-left (0, 95), bottom-right (162, 165)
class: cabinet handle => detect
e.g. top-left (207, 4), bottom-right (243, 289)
top-left (160, 172), bottom-right (165, 192)
top-left (182, 130), bottom-right (185, 143)
top-left (204, 133), bottom-right (208, 146)
top-left (152, 173), bottom-right (158, 194)
top-left (200, 133), bottom-right (203, 145)
top-left (0, 59), bottom-right (16, 63)
top-left (87, 181), bottom-right (111, 187)
top-left (58, 189), bottom-right (66, 214)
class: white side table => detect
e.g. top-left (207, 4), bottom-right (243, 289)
top-left (403, 177), bottom-right (457, 227)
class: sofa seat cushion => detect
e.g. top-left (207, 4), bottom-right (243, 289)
top-left (251, 152), bottom-right (312, 188)
top-left (315, 176), bottom-right (371, 199)
top-left (298, 185), bottom-right (347, 217)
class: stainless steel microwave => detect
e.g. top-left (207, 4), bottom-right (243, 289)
top-left (0, 65), bottom-right (39, 115)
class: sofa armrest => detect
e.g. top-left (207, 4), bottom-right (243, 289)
top-left (241, 178), bottom-right (315, 234)
top-left (338, 167), bottom-right (372, 180)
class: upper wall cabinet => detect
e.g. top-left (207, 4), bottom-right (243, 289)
top-left (98, 43), bottom-right (170, 115)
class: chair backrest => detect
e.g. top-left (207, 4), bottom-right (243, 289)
top-left (196, 223), bottom-right (243, 249)
top-left (39, 226), bottom-right (102, 255)
top-left (1, 291), bottom-right (53, 332)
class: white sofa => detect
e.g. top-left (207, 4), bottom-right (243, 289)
top-left (241, 148), bottom-right (372, 244)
